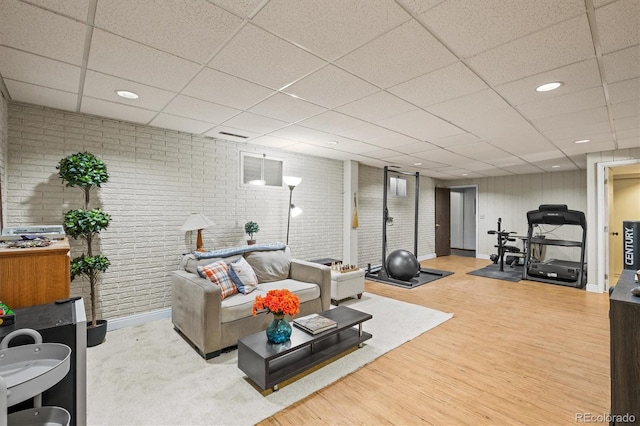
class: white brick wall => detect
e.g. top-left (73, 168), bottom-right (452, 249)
top-left (6, 102), bottom-right (343, 320)
top-left (358, 165), bottom-right (436, 269)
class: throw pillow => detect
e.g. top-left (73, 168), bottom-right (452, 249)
top-left (228, 257), bottom-right (258, 294)
top-left (197, 260), bottom-right (237, 299)
top-left (244, 248), bottom-right (291, 283)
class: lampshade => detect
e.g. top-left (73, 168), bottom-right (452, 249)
top-left (283, 176), bottom-right (302, 187)
top-left (181, 213), bottom-right (215, 231)
top-left (290, 205), bottom-right (303, 217)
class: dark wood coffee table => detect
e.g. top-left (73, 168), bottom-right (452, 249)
top-left (237, 306), bottom-right (372, 391)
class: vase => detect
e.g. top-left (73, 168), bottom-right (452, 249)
top-left (265, 314), bottom-right (292, 344)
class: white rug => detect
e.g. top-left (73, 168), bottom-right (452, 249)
top-left (87, 293), bottom-right (453, 425)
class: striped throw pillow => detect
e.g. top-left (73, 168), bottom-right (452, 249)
top-left (197, 260), bottom-right (237, 299)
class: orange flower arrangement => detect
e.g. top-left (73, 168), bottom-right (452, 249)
top-left (252, 289), bottom-right (300, 317)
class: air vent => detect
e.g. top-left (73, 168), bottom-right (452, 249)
top-left (218, 131), bottom-right (249, 139)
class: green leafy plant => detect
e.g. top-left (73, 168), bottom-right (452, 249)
top-left (244, 221), bottom-right (260, 240)
top-left (57, 152), bottom-right (111, 328)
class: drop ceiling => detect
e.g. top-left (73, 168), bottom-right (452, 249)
top-left (0, 0), bottom-right (638, 179)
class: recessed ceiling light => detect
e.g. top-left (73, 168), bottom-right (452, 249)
top-left (414, 162), bottom-right (422, 166)
top-left (551, 165), bottom-right (561, 168)
top-left (326, 141), bottom-right (338, 145)
top-left (462, 173), bottom-right (469, 176)
top-left (116, 90), bottom-right (139, 99)
top-left (535, 82), bottom-right (563, 92)
top-left (574, 139), bottom-right (591, 144)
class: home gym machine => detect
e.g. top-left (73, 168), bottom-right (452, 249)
top-left (365, 166), bottom-right (452, 287)
top-left (487, 218), bottom-right (522, 272)
top-left (523, 204), bottom-right (587, 288)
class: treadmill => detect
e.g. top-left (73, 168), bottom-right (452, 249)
top-left (523, 204), bottom-right (587, 288)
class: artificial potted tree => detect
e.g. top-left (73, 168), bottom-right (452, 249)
top-left (245, 221), bottom-right (260, 245)
top-left (57, 152), bottom-right (111, 347)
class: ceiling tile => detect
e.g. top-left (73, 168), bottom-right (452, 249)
top-left (88, 30), bottom-right (201, 91)
top-left (519, 149), bottom-right (568, 163)
top-left (250, 0), bottom-right (410, 60)
top-left (336, 91), bottom-right (416, 122)
top-left (248, 93), bottom-right (327, 123)
top-left (368, 132), bottom-right (428, 149)
top-left (432, 132), bottom-right (481, 148)
top-left (401, 0), bottom-right (447, 15)
top-left (81, 97), bottom-right (157, 124)
top-left (283, 65), bottom-right (378, 108)
top-left (378, 109), bottom-right (464, 141)
top-left (333, 141), bottom-right (382, 155)
top-left (388, 62), bottom-right (488, 108)
top-left (337, 122), bottom-right (410, 144)
top-left (163, 95), bottom-right (240, 124)
top-left (268, 125), bottom-right (332, 143)
top-left (182, 68), bottom-right (275, 110)
top-left (0, 0), bottom-right (86, 65)
top-left (83, 70), bottom-right (175, 110)
top-left (222, 112), bottom-right (288, 134)
top-left (516, 87), bottom-right (606, 120)
top-left (336, 19), bottom-right (457, 88)
top-left (501, 163), bottom-right (545, 175)
top-left (297, 111), bottom-right (367, 134)
top-left (210, 23), bottom-right (326, 90)
top-left (394, 141), bottom-right (439, 154)
top-left (533, 106), bottom-right (610, 131)
top-left (466, 15), bottom-right (595, 86)
top-left (420, 0), bottom-right (584, 58)
top-left (94, 0), bottom-right (242, 64)
top-left (614, 116), bottom-right (640, 131)
top-left (28, 0), bottom-right (90, 21)
top-left (208, 0), bottom-right (265, 18)
top-left (541, 121), bottom-right (613, 143)
top-left (595, 0), bottom-right (640, 54)
top-left (413, 149), bottom-right (472, 165)
top-left (617, 136), bottom-right (640, 149)
top-left (611, 98), bottom-right (640, 120)
top-left (246, 135), bottom-right (298, 149)
top-left (495, 59), bottom-right (602, 106)
top-left (149, 113), bottom-right (217, 134)
top-left (7, 80), bottom-right (77, 111)
top-left (603, 45), bottom-right (640, 83)
top-left (384, 155), bottom-right (448, 169)
top-left (0, 47), bottom-right (81, 93)
top-left (448, 142), bottom-right (515, 161)
top-left (608, 77), bottom-right (640, 104)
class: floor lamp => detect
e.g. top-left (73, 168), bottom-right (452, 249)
top-left (181, 213), bottom-right (215, 252)
top-left (284, 176), bottom-right (302, 245)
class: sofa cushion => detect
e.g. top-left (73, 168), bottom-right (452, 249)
top-left (228, 257), bottom-right (258, 294)
top-left (219, 279), bottom-right (320, 323)
top-left (197, 260), bottom-right (237, 299)
top-left (244, 248), bottom-right (291, 283)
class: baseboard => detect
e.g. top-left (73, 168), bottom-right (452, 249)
top-left (585, 283), bottom-right (602, 293)
top-left (417, 253), bottom-right (436, 261)
top-left (106, 308), bottom-right (171, 331)
top-left (476, 253), bottom-right (491, 260)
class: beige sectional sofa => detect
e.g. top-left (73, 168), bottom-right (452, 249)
top-left (171, 244), bottom-right (331, 359)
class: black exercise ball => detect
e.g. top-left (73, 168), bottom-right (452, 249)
top-left (386, 249), bottom-right (420, 281)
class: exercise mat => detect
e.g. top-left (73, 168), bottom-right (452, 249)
top-left (366, 268), bottom-right (453, 289)
top-left (467, 263), bottom-right (523, 282)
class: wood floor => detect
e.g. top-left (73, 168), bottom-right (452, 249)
top-left (260, 255), bottom-right (611, 426)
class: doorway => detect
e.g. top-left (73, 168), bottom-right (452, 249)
top-left (609, 168), bottom-right (640, 281)
top-left (597, 159), bottom-right (640, 292)
top-left (450, 186), bottom-right (477, 257)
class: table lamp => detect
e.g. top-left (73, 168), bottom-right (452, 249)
top-left (181, 213), bottom-right (215, 252)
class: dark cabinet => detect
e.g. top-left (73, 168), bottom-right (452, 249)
top-left (610, 270), bottom-right (640, 424)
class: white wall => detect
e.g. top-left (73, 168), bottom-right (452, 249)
top-left (5, 102), bottom-right (344, 320)
top-left (445, 170), bottom-right (587, 258)
top-left (357, 165), bottom-right (436, 268)
top-left (0, 94), bottom-right (7, 228)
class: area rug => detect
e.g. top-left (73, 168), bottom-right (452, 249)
top-left (87, 293), bottom-right (453, 426)
top-left (468, 263), bottom-right (523, 282)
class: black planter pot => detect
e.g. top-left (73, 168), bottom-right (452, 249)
top-left (87, 319), bottom-right (108, 347)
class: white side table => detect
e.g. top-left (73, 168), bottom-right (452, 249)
top-left (330, 269), bottom-right (365, 305)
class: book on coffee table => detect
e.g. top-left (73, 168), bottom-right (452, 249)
top-left (293, 313), bottom-right (338, 335)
